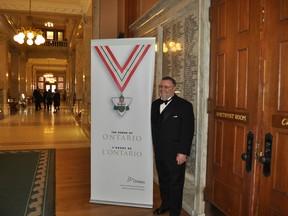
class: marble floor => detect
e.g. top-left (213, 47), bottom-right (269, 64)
top-left (0, 105), bottom-right (90, 150)
top-left (0, 104), bottom-right (193, 216)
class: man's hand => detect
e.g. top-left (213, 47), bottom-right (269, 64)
top-left (176, 153), bottom-right (187, 165)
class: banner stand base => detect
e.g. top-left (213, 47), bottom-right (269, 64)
top-left (90, 199), bottom-right (153, 209)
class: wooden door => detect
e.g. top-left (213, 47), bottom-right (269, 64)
top-left (257, 0), bottom-right (288, 215)
top-left (206, 0), bottom-right (288, 215)
top-left (206, 0), bottom-right (261, 215)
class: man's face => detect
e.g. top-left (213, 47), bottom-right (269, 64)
top-left (158, 79), bottom-right (176, 100)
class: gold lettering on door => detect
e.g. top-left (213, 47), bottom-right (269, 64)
top-left (272, 115), bottom-right (288, 129)
top-left (215, 111), bottom-right (249, 123)
top-left (281, 118), bottom-right (288, 126)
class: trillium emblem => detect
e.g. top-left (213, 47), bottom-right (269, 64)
top-left (112, 94), bottom-right (132, 117)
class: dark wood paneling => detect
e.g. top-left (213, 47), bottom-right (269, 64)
top-left (216, 54), bottom-right (225, 107)
top-left (238, 0), bottom-right (249, 32)
top-left (236, 48), bottom-right (248, 109)
top-left (278, 42), bottom-right (288, 111)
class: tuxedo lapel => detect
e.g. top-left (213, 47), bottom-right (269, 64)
top-left (159, 99), bottom-right (176, 125)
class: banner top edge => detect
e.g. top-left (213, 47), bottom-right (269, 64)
top-left (91, 37), bottom-right (155, 46)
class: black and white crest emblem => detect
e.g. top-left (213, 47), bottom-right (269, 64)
top-left (112, 94), bottom-right (132, 117)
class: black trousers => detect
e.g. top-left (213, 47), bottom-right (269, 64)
top-left (35, 99), bottom-right (41, 110)
top-left (155, 157), bottom-right (186, 216)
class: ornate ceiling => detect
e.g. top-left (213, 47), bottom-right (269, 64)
top-left (0, 0), bottom-right (91, 15)
top-left (0, 0), bottom-right (92, 74)
top-left (0, 0), bottom-right (92, 36)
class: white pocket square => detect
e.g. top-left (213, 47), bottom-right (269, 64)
top-left (173, 115), bottom-right (178, 118)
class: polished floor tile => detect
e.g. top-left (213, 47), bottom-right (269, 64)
top-left (0, 105), bottom-right (90, 150)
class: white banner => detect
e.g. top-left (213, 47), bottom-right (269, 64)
top-left (90, 38), bottom-right (155, 208)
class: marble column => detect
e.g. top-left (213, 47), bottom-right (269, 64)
top-left (9, 47), bottom-right (21, 100)
top-left (0, 35), bottom-right (9, 115)
top-left (75, 38), bottom-right (84, 112)
top-left (68, 51), bottom-right (76, 110)
top-left (19, 56), bottom-right (28, 95)
top-left (92, 0), bottom-right (100, 39)
top-left (26, 61), bottom-right (33, 97)
top-left (87, 0), bottom-right (100, 125)
top-left (82, 15), bottom-right (92, 125)
top-left (192, 1), bottom-right (210, 215)
top-left (65, 61), bottom-right (70, 104)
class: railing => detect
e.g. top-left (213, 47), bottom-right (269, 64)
top-left (42, 40), bottom-right (68, 47)
top-left (74, 98), bottom-right (84, 116)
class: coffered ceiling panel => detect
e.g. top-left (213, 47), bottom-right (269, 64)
top-left (0, 0), bottom-right (91, 15)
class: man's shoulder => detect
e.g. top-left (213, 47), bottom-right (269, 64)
top-left (174, 95), bottom-right (192, 105)
top-left (152, 98), bottom-right (161, 104)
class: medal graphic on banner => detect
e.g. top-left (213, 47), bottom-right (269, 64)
top-left (95, 44), bottom-right (151, 116)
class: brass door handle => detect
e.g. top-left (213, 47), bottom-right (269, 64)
top-left (259, 133), bottom-right (273, 177)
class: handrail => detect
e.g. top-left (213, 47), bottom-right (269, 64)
top-left (42, 40), bottom-right (68, 47)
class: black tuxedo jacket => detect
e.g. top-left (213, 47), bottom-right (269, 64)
top-left (151, 95), bottom-right (195, 161)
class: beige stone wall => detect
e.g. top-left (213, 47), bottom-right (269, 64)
top-left (0, 35), bottom-right (9, 115)
top-left (130, 0), bottom-right (210, 215)
top-left (99, 0), bottom-right (118, 38)
top-left (139, 0), bottom-right (160, 16)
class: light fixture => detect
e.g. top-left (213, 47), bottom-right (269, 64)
top-left (162, 41), bottom-right (182, 53)
top-left (13, 0), bottom-right (45, 46)
top-left (45, 22), bottom-right (54, 27)
top-left (44, 74), bottom-right (53, 78)
top-left (44, 58), bottom-right (56, 83)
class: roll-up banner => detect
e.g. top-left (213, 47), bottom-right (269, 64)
top-left (90, 38), bottom-right (155, 208)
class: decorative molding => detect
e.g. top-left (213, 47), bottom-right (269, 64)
top-left (130, 0), bottom-right (194, 37)
top-left (0, 0), bottom-right (92, 15)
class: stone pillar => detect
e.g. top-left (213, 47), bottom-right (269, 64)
top-left (86, 0), bottom-right (100, 126)
top-left (9, 47), bottom-right (21, 100)
top-left (19, 56), bottom-right (28, 95)
top-left (65, 61), bottom-right (70, 104)
top-left (192, 1), bottom-right (210, 215)
top-left (75, 38), bottom-right (84, 115)
top-left (68, 51), bottom-right (76, 110)
top-left (25, 61), bottom-right (33, 105)
top-left (0, 35), bottom-right (9, 116)
top-left (31, 63), bottom-right (37, 91)
top-left (26, 61), bottom-right (33, 97)
top-left (92, 0), bottom-right (100, 39)
top-left (82, 15), bottom-right (92, 125)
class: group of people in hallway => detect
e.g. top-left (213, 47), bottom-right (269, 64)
top-left (33, 87), bottom-right (61, 113)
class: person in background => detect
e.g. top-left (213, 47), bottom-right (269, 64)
top-left (151, 76), bottom-right (195, 216)
top-left (53, 89), bottom-right (60, 113)
top-left (43, 89), bottom-right (48, 109)
top-left (46, 89), bottom-right (53, 111)
top-left (33, 86), bottom-right (42, 110)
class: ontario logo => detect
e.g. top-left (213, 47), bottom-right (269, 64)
top-left (112, 94), bottom-right (132, 117)
top-left (127, 176), bottom-right (145, 184)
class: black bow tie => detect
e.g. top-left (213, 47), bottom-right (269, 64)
top-left (161, 98), bottom-right (172, 105)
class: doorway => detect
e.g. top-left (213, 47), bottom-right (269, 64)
top-left (45, 84), bottom-right (57, 93)
top-left (206, 0), bottom-right (288, 215)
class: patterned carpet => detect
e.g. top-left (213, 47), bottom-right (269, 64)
top-left (0, 149), bottom-right (55, 216)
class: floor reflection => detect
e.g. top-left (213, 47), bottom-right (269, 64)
top-left (0, 105), bottom-right (90, 150)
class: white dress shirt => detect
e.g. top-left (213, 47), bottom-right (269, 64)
top-left (160, 97), bottom-right (172, 113)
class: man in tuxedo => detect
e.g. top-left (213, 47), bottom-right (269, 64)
top-left (151, 76), bottom-right (195, 216)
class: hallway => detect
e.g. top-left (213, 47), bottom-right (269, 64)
top-left (0, 105), bottom-right (191, 216)
top-left (0, 105), bottom-right (90, 150)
